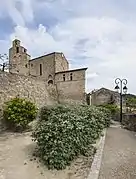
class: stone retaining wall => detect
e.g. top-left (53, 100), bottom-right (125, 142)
top-left (122, 113), bottom-right (136, 131)
top-left (0, 71), bottom-right (55, 109)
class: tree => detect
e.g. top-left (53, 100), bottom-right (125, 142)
top-left (0, 54), bottom-right (16, 72)
top-left (0, 54), bottom-right (9, 71)
top-left (126, 96), bottom-right (136, 112)
top-left (126, 97), bottom-right (136, 108)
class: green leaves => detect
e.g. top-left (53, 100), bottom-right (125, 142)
top-left (3, 97), bottom-right (37, 131)
top-left (126, 97), bottom-right (136, 108)
top-left (32, 104), bottom-right (111, 170)
top-left (98, 104), bottom-right (119, 117)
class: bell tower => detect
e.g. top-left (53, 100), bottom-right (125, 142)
top-left (9, 39), bottom-right (31, 75)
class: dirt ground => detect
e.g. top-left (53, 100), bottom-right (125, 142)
top-left (0, 132), bottom-right (93, 179)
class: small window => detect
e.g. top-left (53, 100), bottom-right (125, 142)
top-left (16, 47), bottom-right (19, 53)
top-left (40, 64), bottom-right (42, 76)
top-left (31, 64), bottom-right (33, 67)
top-left (24, 49), bottom-right (26, 53)
top-left (63, 74), bottom-right (65, 81)
top-left (70, 73), bottom-right (73, 81)
top-left (25, 64), bottom-right (27, 68)
top-left (48, 80), bottom-right (53, 85)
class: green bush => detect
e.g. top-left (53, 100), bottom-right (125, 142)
top-left (32, 104), bottom-right (111, 170)
top-left (98, 104), bottom-right (119, 116)
top-left (40, 104), bottom-right (73, 121)
top-left (3, 97), bottom-right (37, 131)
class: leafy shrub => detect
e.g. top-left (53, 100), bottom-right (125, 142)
top-left (98, 104), bottom-right (119, 116)
top-left (126, 97), bottom-right (136, 108)
top-left (40, 104), bottom-right (73, 121)
top-left (3, 97), bottom-right (37, 131)
top-left (32, 104), bottom-right (111, 170)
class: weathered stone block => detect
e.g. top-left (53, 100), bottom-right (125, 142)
top-left (122, 113), bottom-right (136, 131)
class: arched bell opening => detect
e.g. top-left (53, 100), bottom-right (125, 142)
top-left (48, 80), bottom-right (53, 85)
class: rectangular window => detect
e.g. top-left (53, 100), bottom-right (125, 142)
top-left (40, 64), bottom-right (42, 76)
top-left (63, 74), bottom-right (65, 81)
top-left (70, 73), bottom-right (73, 81)
top-left (16, 47), bottom-right (19, 53)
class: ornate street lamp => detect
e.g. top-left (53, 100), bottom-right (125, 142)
top-left (115, 78), bottom-right (128, 123)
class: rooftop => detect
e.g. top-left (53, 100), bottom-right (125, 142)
top-left (30, 52), bottom-right (68, 64)
top-left (55, 67), bottom-right (88, 74)
top-left (30, 52), bottom-right (55, 62)
top-left (88, 87), bottom-right (119, 95)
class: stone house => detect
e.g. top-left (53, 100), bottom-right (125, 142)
top-left (87, 88), bottom-right (126, 107)
top-left (5, 39), bottom-right (87, 105)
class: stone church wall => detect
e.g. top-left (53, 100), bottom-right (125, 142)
top-left (55, 69), bottom-right (87, 104)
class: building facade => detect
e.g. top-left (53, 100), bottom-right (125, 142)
top-left (87, 88), bottom-right (126, 107)
top-left (8, 39), bottom-right (87, 104)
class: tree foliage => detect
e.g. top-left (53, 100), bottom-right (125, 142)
top-left (126, 97), bottom-right (136, 108)
top-left (98, 104), bottom-right (119, 116)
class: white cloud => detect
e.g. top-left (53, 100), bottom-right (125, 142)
top-left (0, 0), bottom-right (136, 94)
top-left (0, 0), bottom-right (34, 26)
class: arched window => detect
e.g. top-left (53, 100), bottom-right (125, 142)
top-left (63, 74), bottom-right (65, 81)
top-left (70, 73), bottom-right (73, 81)
top-left (16, 47), bottom-right (19, 53)
top-left (48, 80), bottom-right (53, 85)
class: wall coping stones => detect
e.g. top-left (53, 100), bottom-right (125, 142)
top-left (87, 129), bottom-right (107, 179)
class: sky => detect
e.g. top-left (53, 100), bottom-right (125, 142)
top-left (0, 0), bottom-right (136, 94)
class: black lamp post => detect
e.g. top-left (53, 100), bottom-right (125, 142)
top-left (115, 78), bottom-right (128, 123)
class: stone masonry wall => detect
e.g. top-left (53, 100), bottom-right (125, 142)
top-left (91, 89), bottom-right (126, 108)
top-left (0, 71), bottom-right (55, 110)
top-left (9, 39), bottom-right (30, 75)
top-left (91, 92), bottom-right (113, 105)
top-left (55, 69), bottom-right (86, 104)
top-left (122, 113), bottom-right (136, 131)
top-left (30, 53), bottom-right (55, 82)
top-left (55, 53), bottom-right (69, 73)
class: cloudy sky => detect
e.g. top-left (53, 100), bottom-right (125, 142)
top-left (0, 0), bottom-right (136, 94)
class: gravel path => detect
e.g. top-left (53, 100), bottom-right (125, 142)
top-left (0, 132), bottom-right (93, 179)
top-left (99, 123), bottom-right (136, 179)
